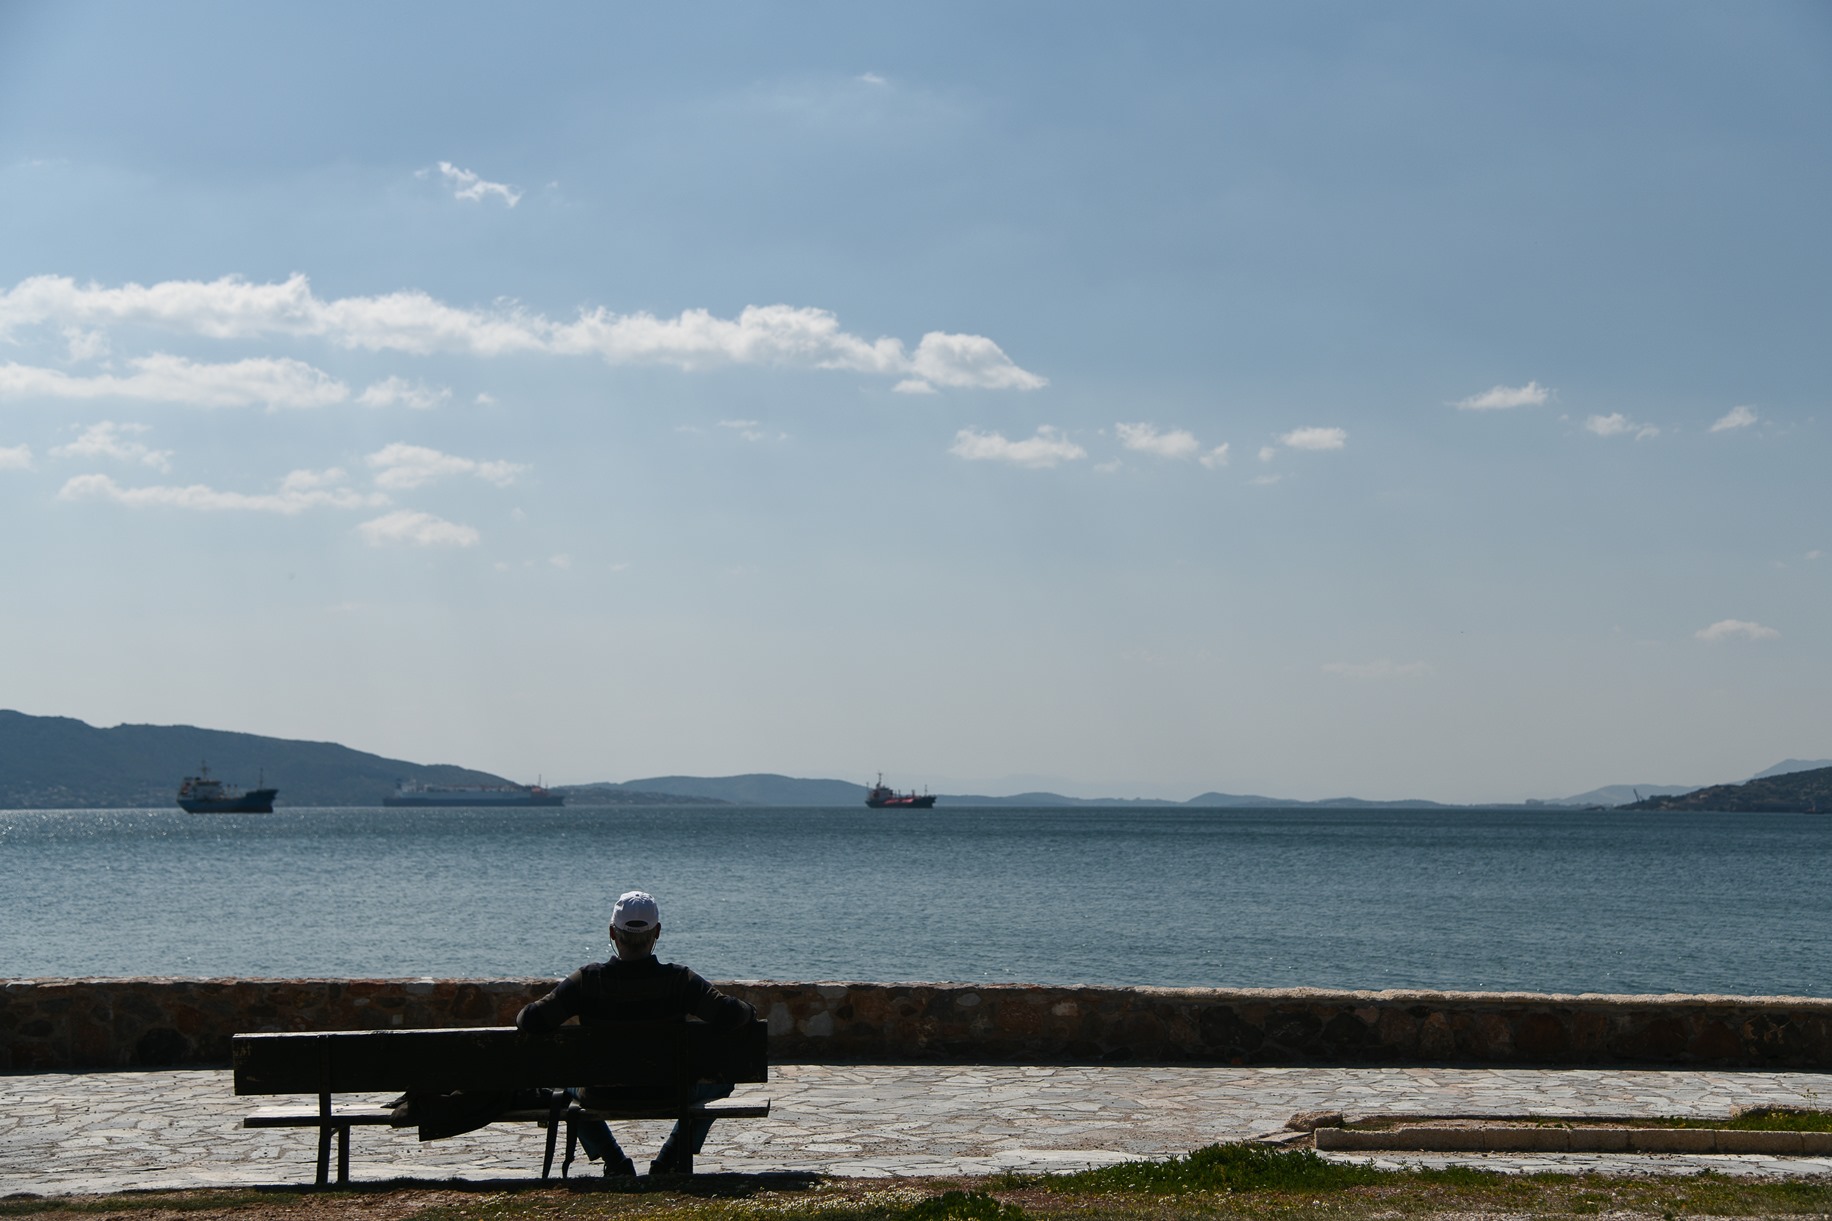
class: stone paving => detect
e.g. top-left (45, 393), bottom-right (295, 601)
top-left (3, 1064), bottom-right (1831, 1196)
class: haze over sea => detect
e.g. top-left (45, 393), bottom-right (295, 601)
top-left (3, 805), bottom-right (1827, 996)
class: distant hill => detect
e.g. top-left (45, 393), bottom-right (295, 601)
top-left (1541, 759), bottom-right (1832, 808)
top-left (598, 775), bottom-right (1276, 807)
top-left (935, 791), bottom-right (1185, 807)
top-left (13, 708), bottom-right (1823, 811)
top-left (0, 710), bottom-right (517, 808)
top-left (1621, 766), bottom-right (1832, 813)
top-left (1543, 784), bottom-right (1697, 808)
top-left (587, 775), bottom-right (1454, 808)
top-left (607, 774), bottom-right (873, 805)
top-left (1750, 758), bottom-right (1832, 780)
top-left (552, 782), bottom-right (730, 806)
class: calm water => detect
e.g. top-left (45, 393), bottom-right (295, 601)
top-left (0, 805), bottom-right (1826, 995)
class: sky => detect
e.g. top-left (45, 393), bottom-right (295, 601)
top-left (0, 2), bottom-right (1827, 804)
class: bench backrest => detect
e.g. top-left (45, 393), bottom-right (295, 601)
top-left (232, 1020), bottom-right (768, 1096)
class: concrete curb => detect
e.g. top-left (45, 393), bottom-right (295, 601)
top-left (1315, 1126), bottom-right (1832, 1155)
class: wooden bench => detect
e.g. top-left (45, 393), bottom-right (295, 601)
top-left (232, 1021), bottom-right (769, 1185)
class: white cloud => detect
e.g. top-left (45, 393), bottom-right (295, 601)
top-left (63, 326), bottom-right (108, 362)
top-left (905, 332), bottom-right (1046, 391)
top-left (1257, 446), bottom-right (1277, 463)
top-left (1808, 550), bottom-right (1825, 562)
top-left (1322, 659), bottom-right (1434, 680)
top-left (892, 378), bottom-right (938, 395)
top-left (357, 376), bottom-right (450, 410)
top-left (474, 391), bottom-right (497, 406)
top-left (718, 418), bottom-right (781, 443)
top-left (357, 509), bottom-right (480, 547)
top-left (58, 469), bottom-right (385, 514)
top-left (1199, 443), bottom-right (1230, 469)
top-left (49, 421), bottom-right (173, 472)
top-left (548, 554), bottom-right (572, 569)
top-left (429, 161), bottom-right (522, 207)
top-left (365, 442), bottom-right (527, 490)
top-left (1710, 405), bottom-right (1758, 432)
top-left (949, 426), bottom-right (1086, 469)
top-left (0, 443), bottom-right (31, 470)
top-left (1584, 413), bottom-right (1658, 440)
top-left (1453, 381), bottom-right (1550, 411)
top-left (0, 353), bottom-right (347, 409)
top-left (1279, 426), bottom-right (1347, 451)
top-left (0, 275), bottom-right (1045, 392)
top-left (1250, 473), bottom-right (1282, 485)
top-left (858, 72), bottom-right (888, 86)
top-left (1694, 619), bottom-right (1780, 643)
top-left (1115, 422), bottom-right (1200, 460)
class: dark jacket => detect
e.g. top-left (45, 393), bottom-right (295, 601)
top-left (517, 956), bottom-right (755, 1031)
top-left (399, 956), bottom-right (753, 1141)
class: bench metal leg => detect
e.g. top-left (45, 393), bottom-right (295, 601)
top-left (562, 1120), bottom-right (579, 1178)
top-left (315, 1093), bottom-right (332, 1187)
top-left (338, 1124), bottom-right (350, 1185)
top-left (540, 1092), bottom-right (566, 1179)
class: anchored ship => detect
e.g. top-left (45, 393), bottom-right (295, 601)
top-left (382, 781), bottom-right (565, 808)
top-left (865, 774), bottom-right (936, 809)
top-left (177, 763), bottom-right (277, 814)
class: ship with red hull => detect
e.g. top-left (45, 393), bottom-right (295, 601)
top-left (865, 774), bottom-right (936, 809)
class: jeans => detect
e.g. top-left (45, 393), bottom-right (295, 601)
top-left (569, 1082), bottom-right (734, 1163)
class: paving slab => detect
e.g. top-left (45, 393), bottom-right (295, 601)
top-left (2, 1064), bottom-right (1830, 1196)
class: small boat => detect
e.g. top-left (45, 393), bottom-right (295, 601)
top-left (382, 781), bottom-right (565, 807)
top-left (865, 773), bottom-right (936, 809)
top-left (177, 763), bottom-right (278, 813)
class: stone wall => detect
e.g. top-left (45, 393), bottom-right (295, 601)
top-left (5, 978), bottom-right (1832, 1072)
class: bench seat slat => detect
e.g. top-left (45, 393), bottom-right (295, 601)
top-left (243, 1100), bottom-right (772, 1128)
top-left (245, 1107), bottom-right (400, 1127)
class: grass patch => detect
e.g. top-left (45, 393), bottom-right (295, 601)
top-left (902, 1192), bottom-right (1026, 1221)
top-left (0, 1191), bottom-right (301, 1216)
top-left (10, 1147), bottom-right (1832, 1220)
top-left (1719, 1107), bottom-right (1832, 1132)
top-left (1348, 1107), bottom-right (1832, 1133)
top-left (1037, 1144), bottom-right (1390, 1194)
top-left (1004, 1143), bottom-right (1832, 1217)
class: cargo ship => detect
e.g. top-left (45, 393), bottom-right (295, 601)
top-left (865, 774), bottom-right (936, 809)
top-left (177, 764), bottom-right (278, 814)
top-left (382, 781), bottom-right (565, 808)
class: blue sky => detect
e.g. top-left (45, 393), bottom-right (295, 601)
top-left (1, 2), bottom-right (1826, 802)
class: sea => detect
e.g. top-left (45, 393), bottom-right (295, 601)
top-left (1, 805), bottom-right (1827, 996)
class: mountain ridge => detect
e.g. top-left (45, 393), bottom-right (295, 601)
top-left (1, 710), bottom-right (1823, 810)
top-left (0, 710), bottom-right (515, 807)
top-left (1621, 765), bottom-right (1832, 813)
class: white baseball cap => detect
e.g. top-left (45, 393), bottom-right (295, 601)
top-left (611, 890), bottom-right (660, 933)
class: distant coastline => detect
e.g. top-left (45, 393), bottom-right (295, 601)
top-left (0, 709), bottom-right (1826, 812)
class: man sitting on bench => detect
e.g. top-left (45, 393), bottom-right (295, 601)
top-left (516, 889), bottom-right (756, 1177)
